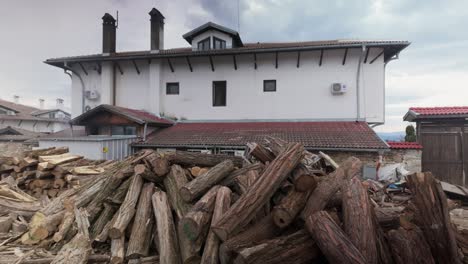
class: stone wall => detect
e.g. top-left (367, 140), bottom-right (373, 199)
top-left (0, 142), bottom-right (32, 157)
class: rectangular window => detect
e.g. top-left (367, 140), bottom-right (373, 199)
top-left (166, 82), bottom-right (180, 95)
top-left (263, 80), bottom-right (277, 92)
top-left (213, 81), bottom-right (227, 107)
top-left (197, 37), bottom-right (211, 51)
top-left (111, 126), bottom-right (137, 136)
top-left (49, 112), bottom-right (56, 119)
top-left (213, 37), bottom-right (226, 49)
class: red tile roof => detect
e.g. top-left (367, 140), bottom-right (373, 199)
top-left (409, 106), bottom-right (468, 116)
top-left (113, 106), bottom-right (174, 125)
top-left (136, 121), bottom-right (388, 150)
top-left (387, 141), bottom-right (423, 150)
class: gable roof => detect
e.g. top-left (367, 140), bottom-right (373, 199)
top-left (387, 141), bottom-right (423, 150)
top-left (404, 106), bottom-right (468, 121)
top-left (71, 104), bottom-right (174, 126)
top-left (0, 126), bottom-right (45, 142)
top-left (134, 121), bottom-right (388, 151)
top-left (182, 22), bottom-right (243, 47)
top-left (0, 99), bottom-right (69, 123)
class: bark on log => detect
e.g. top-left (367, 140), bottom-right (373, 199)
top-left (127, 256), bottom-right (160, 264)
top-left (111, 236), bottom-right (125, 264)
top-left (180, 160), bottom-right (234, 202)
top-left (178, 222), bottom-right (202, 264)
top-left (152, 188), bottom-right (181, 264)
top-left (109, 174), bottom-right (144, 239)
top-left (201, 186), bottom-right (232, 264)
top-left (25, 147), bottom-right (69, 159)
top-left (21, 211), bottom-right (64, 245)
top-left (291, 164), bottom-right (318, 192)
top-left (37, 162), bottom-right (55, 171)
top-left (106, 177), bottom-right (132, 205)
top-left (406, 172), bottom-right (460, 264)
top-left (387, 227), bottom-right (435, 264)
top-left (306, 211), bottom-right (366, 264)
top-left (144, 152), bottom-right (170, 177)
top-left (168, 151), bottom-right (243, 167)
top-left (163, 165), bottom-right (192, 220)
top-left (272, 188), bottom-right (309, 228)
top-left (233, 230), bottom-right (318, 264)
top-left (318, 151), bottom-right (339, 170)
top-left (126, 183), bottom-right (155, 259)
top-left (342, 176), bottom-right (378, 264)
top-left (180, 186), bottom-right (220, 241)
top-left (220, 163), bottom-right (264, 187)
top-left (52, 209), bottom-right (74, 242)
top-left (134, 164), bottom-right (162, 183)
top-left (301, 156), bottom-right (362, 220)
top-left (213, 143), bottom-right (304, 241)
top-left (246, 142), bottom-right (275, 163)
top-left (90, 203), bottom-right (116, 240)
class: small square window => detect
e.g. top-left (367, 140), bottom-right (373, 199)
top-left (213, 37), bottom-right (226, 49)
top-left (166, 82), bottom-right (179, 95)
top-left (263, 80), bottom-right (276, 92)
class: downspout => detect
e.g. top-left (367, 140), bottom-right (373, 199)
top-left (63, 62), bottom-right (86, 114)
top-left (356, 45), bottom-right (366, 121)
top-left (143, 122), bottom-right (148, 141)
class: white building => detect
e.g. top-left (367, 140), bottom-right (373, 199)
top-left (44, 8), bottom-right (409, 157)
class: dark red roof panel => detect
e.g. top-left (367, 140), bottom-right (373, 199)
top-left (409, 106), bottom-right (468, 116)
top-left (137, 121), bottom-right (388, 150)
top-left (387, 141), bottom-right (423, 149)
top-left (113, 106), bottom-right (174, 125)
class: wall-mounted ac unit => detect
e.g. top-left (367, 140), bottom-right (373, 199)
top-left (85, 90), bottom-right (100, 100)
top-left (331, 83), bottom-right (347, 95)
top-left (84, 105), bottom-right (92, 112)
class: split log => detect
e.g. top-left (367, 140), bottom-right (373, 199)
top-left (134, 164), bottom-right (161, 183)
top-left (246, 142), bottom-right (274, 163)
top-left (301, 156), bottom-right (361, 220)
top-left (233, 230), bottom-right (318, 264)
top-left (21, 211), bottom-right (64, 245)
top-left (90, 203), bottom-right (116, 240)
top-left (72, 166), bottom-right (105, 175)
top-left (406, 172), bottom-right (460, 264)
top-left (109, 174), bottom-right (144, 239)
top-left (37, 162), bottom-right (55, 171)
top-left (387, 227), bottom-right (435, 264)
top-left (180, 160), bottom-right (234, 202)
top-left (375, 207), bottom-right (404, 229)
top-left (25, 147), bottom-right (68, 159)
top-left (36, 170), bottom-right (53, 179)
top-left (180, 186), bottom-right (220, 241)
top-left (220, 163), bottom-right (264, 187)
top-left (39, 153), bottom-right (83, 166)
top-left (127, 183), bottom-right (155, 259)
top-left (264, 136), bottom-right (320, 172)
top-left (144, 152), bottom-right (170, 176)
top-left (168, 150), bottom-right (244, 167)
top-left (152, 188), bottom-right (181, 264)
top-left (111, 236), bottom-right (125, 264)
top-left (318, 151), bottom-right (339, 169)
top-left (19, 157), bottom-right (39, 170)
top-left (190, 166), bottom-right (202, 177)
top-left (52, 209), bottom-right (74, 242)
top-left (342, 175), bottom-right (378, 264)
top-left (163, 165), bottom-right (192, 220)
top-left (306, 211), bottom-right (366, 264)
top-left (291, 164), bottom-right (317, 192)
top-left (213, 143), bottom-right (304, 241)
top-left (219, 214), bottom-right (282, 264)
top-left (272, 188), bottom-right (309, 228)
top-left (201, 186), bottom-right (232, 264)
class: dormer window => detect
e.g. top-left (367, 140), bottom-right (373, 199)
top-left (213, 37), bottom-right (226, 49)
top-left (197, 37), bottom-right (211, 51)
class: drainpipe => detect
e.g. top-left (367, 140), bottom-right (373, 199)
top-left (356, 45), bottom-right (366, 121)
top-left (143, 122), bottom-right (148, 141)
top-left (63, 62), bottom-right (86, 114)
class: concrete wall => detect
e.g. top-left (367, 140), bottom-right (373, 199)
top-left (69, 47), bottom-right (385, 123)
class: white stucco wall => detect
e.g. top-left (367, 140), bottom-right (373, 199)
top-left (69, 47), bottom-right (385, 123)
top-left (0, 120), bottom-right (67, 133)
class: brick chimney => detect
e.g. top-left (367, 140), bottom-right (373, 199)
top-left (102, 13), bottom-right (116, 54)
top-left (56, 98), bottom-right (64, 109)
top-left (39, 98), bottom-right (45, 109)
top-left (149, 8), bottom-right (165, 51)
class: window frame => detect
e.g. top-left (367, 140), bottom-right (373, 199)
top-left (166, 82), bottom-right (180, 95)
top-left (213, 37), bottom-right (226, 49)
top-left (197, 37), bottom-right (211, 51)
top-left (212, 81), bottom-right (227, 107)
top-left (263, 80), bottom-right (277, 92)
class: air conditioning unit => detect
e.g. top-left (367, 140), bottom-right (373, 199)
top-left (84, 105), bottom-right (92, 112)
top-left (85, 90), bottom-right (100, 100)
top-left (331, 83), bottom-right (347, 95)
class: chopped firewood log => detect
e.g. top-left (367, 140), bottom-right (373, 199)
top-left (37, 162), bottom-right (55, 171)
top-left (0, 164), bottom-right (13, 173)
top-left (306, 211), bottom-right (366, 264)
top-left (180, 160), bottom-right (234, 202)
top-left (406, 172), bottom-right (460, 264)
top-left (106, 177), bottom-right (132, 205)
top-left (19, 157), bottom-right (39, 170)
top-left (178, 222), bottom-right (202, 264)
top-left (272, 188), bottom-right (310, 228)
top-left (181, 186), bottom-right (220, 241)
top-left (387, 227), bottom-right (435, 264)
top-left (234, 230), bottom-right (319, 264)
top-left (201, 186), bottom-right (232, 264)
top-left (190, 166), bottom-right (202, 177)
top-left (111, 236), bottom-right (125, 264)
top-left (342, 175), bottom-right (378, 264)
top-left (25, 147), bottom-right (69, 159)
top-left (168, 150), bottom-right (244, 167)
top-left (232, 169), bottom-right (259, 195)
top-left (71, 166), bottom-right (105, 175)
top-left (213, 143), bottom-right (304, 241)
top-left (35, 170), bottom-right (53, 179)
top-left (144, 152), bottom-right (170, 177)
top-left (291, 164), bottom-right (317, 192)
top-left (0, 186), bottom-right (41, 217)
top-left (318, 151), bottom-right (339, 169)
top-left (109, 174), bottom-right (144, 239)
top-left (152, 188), bottom-right (181, 264)
top-left (90, 203), bottom-right (116, 240)
top-left (219, 214), bottom-right (282, 264)
top-left (39, 153), bottom-right (83, 166)
top-left (127, 183), bottom-right (155, 259)
top-left (246, 142), bottom-right (275, 163)
top-left (21, 211), bottom-right (64, 245)
top-left (301, 157), bottom-right (361, 220)
top-left (52, 208), bottom-right (74, 243)
top-left (163, 165), bottom-right (192, 220)
top-left (0, 215), bottom-right (13, 233)
top-left (127, 256), bottom-right (160, 264)
top-left (134, 164), bottom-right (162, 183)
top-left (220, 163), bottom-right (264, 187)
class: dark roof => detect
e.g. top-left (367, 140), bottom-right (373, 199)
top-left (182, 22), bottom-right (243, 46)
top-left (387, 141), bottom-right (423, 150)
top-left (71, 104), bottom-right (174, 126)
top-left (134, 121), bottom-right (388, 151)
top-left (0, 99), bottom-right (69, 123)
top-left (45, 39), bottom-right (410, 67)
top-left (0, 126), bottom-right (45, 142)
top-left (404, 106), bottom-right (468, 121)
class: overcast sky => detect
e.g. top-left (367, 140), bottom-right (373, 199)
top-left (1, 0), bottom-right (467, 132)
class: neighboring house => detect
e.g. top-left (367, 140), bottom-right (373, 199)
top-left (404, 106), bottom-right (468, 186)
top-left (0, 98), bottom-right (71, 133)
top-left (43, 7), bottom-right (409, 163)
top-left (0, 126), bottom-right (45, 156)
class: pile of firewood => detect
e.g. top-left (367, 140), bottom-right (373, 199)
top-left (0, 137), bottom-right (466, 263)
